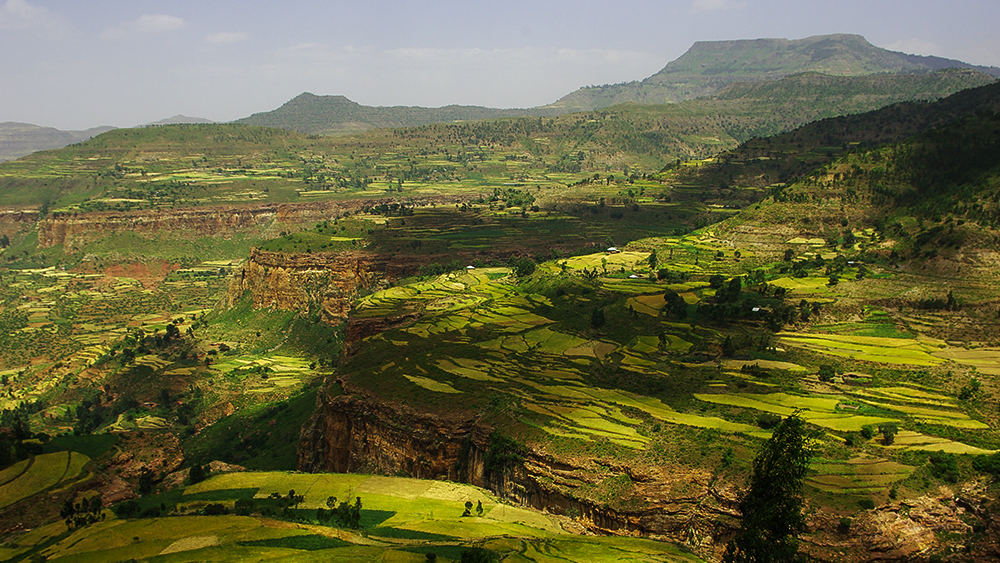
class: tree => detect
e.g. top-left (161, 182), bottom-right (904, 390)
top-left (590, 307), bottom-right (605, 329)
top-left (165, 323), bottom-right (181, 340)
top-left (724, 413), bottom-right (812, 563)
top-left (878, 423), bottom-right (898, 445)
top-left (510, 257), bottom-right (536, 278)
top-left (0, 234), bottom-right (8, 248)
top-left (817, 365), bottom-right (836, 383)
top-left (664, 291), bottom-right (687, 318)
top-left (188, 462), bottom-right (209, 484)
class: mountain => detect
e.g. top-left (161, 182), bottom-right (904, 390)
top-left (0, 122), bottom-right (115, 162)
top-left (546, 33), bottom-right (1000, 111)
top-left (144, 115), bottom-right (214, 126)
top-left (234, 93), bottom-right (562, 135)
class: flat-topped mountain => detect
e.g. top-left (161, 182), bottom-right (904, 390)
top-left (546, 33), bottom-right (1000, 111)
top-left (144, 115), bottom-right (214, 126)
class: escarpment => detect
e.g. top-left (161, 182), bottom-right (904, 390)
top-left (297, 379), bottom-right (744, 560)
top-left (297, 378), bottom-right (1000, 561)
top-left (229, 249), bottom-right (390, 324)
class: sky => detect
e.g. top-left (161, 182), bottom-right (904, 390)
top-left (2, 0), bottom-right (999, 130)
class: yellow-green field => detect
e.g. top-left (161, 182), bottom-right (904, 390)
top-left (777, 332), bottom-right (947, 366)
top-left (0, 451), bottom-right (91, 509)
top-left (5, 472), bottom-right (705, 563)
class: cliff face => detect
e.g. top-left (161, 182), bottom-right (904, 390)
top-left (34, 201), bottom-right (370, 251)
top-left (229, 249), bottom-right (389, 324)
top-left (298, 380), bottom-right (742, 560)
top-left (298, 380), bottom-right (1000, 562)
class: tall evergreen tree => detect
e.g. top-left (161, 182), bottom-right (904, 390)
top-left (724, 413), bottom-right (812, 563)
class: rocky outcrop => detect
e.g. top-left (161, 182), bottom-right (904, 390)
top-left (38, 204), bottom-right (287, 250)
top-left (298, 380), bottom-right (741, 561)
top-left (298, 379), bottom-right (1000, 561)
top-left (229, 249), bottom-right (395, 324)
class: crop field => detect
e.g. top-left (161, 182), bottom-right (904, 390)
top-left (0, 256), bottom-right (331, 446)
top-left (351, 259), bottom-right (779, 448)
top-left (807, 456), bottom-right (914, 493)
top-left (0, 451), bottom-right (90, 509)
top-left (6, 472), bottom-right (705, 563)
top-left (344, 244), bottom-right (1000, 492)
top-left (777, 332), bottom-right (947, 366)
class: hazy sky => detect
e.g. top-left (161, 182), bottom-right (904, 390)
top-left (3, 0), bottom-right (998, 130)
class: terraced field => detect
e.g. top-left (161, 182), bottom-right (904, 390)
top-left (3, 472), bottom-right (705, 563)
top-left (807, 456), bottom-right (914, 494)
top-left (0, 451), bottom-right (91, 509)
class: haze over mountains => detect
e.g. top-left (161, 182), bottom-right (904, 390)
top-left (0, 122), bottom-right (115, 163)
top-left (3, 33), bottom-right (998, 162)
top-left (0, 116), bottom-right (214, 163)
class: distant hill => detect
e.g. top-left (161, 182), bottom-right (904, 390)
top-left (144, 115), bottom-right (214, 126)
top-left (546, 33), bottom-right (1000, 111)
top-left (234, 93), bottom-right (562, 136)
top-left (0, 122), bottom-right (115, 162)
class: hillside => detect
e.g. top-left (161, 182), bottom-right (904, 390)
top-left (0, 69), bottom-right (989, 231)
top-left (0, 122), bottom-right (114, 162)
top-left (235, 92), bottom-right (562, 135)
top-left (672, 79), bottom-right (1000, 199)
top-left (548, 33), bottom-right (1000, 111)
top-left (2, 53), bottom-right (1000, 563)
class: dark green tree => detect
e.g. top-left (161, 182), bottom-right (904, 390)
top-left (590, 307), bottom-right (606, 329)
top-left (188, 462), bottom-right (209, 484)
top-left (724, 413), bottom-right (812, 563)
top-left (460, 547), bottom-right (498, 563)
top-left (878, 423), bottom-right (898, 445)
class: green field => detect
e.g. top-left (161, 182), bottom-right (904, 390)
top-left (0, 451), bottom-right (90, 509)
top-left (5, 472), bottom-right (705, 563)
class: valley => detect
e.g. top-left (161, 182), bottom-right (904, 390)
top-left (1, 36), bottom-right (999, 563)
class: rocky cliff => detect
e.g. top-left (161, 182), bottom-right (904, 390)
top-left (34, 201), bottom-right (368, 251)
top-left (298, 378), bottom-right (1000, 562)
top-left (298, 379), bottom-right (743, 560)
top-left (228, 249), bottom-right (387, 324)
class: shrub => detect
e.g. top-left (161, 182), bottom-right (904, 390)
top-left (112, 500), bottom-right (141, 519)
top-left (756, 412), bottom-right (783, 429)
top-left (204, 503), bottom-right (227, 516)
top-left (972, 452), bottom-right (1000, 476)
top-left (858, 498), bottom-right (876, 510)
top-left (928, 450), bottom-right (959, 483)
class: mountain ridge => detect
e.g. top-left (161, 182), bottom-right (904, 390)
top-left (234, 92), bottom-right (562, 135)
top-left (0, 122), bottom-right (115, 162)
top-left (547, 33), bottom-right (1000, 111)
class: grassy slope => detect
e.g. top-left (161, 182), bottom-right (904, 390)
top-left (3, 472), bottom-right (705, 563)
